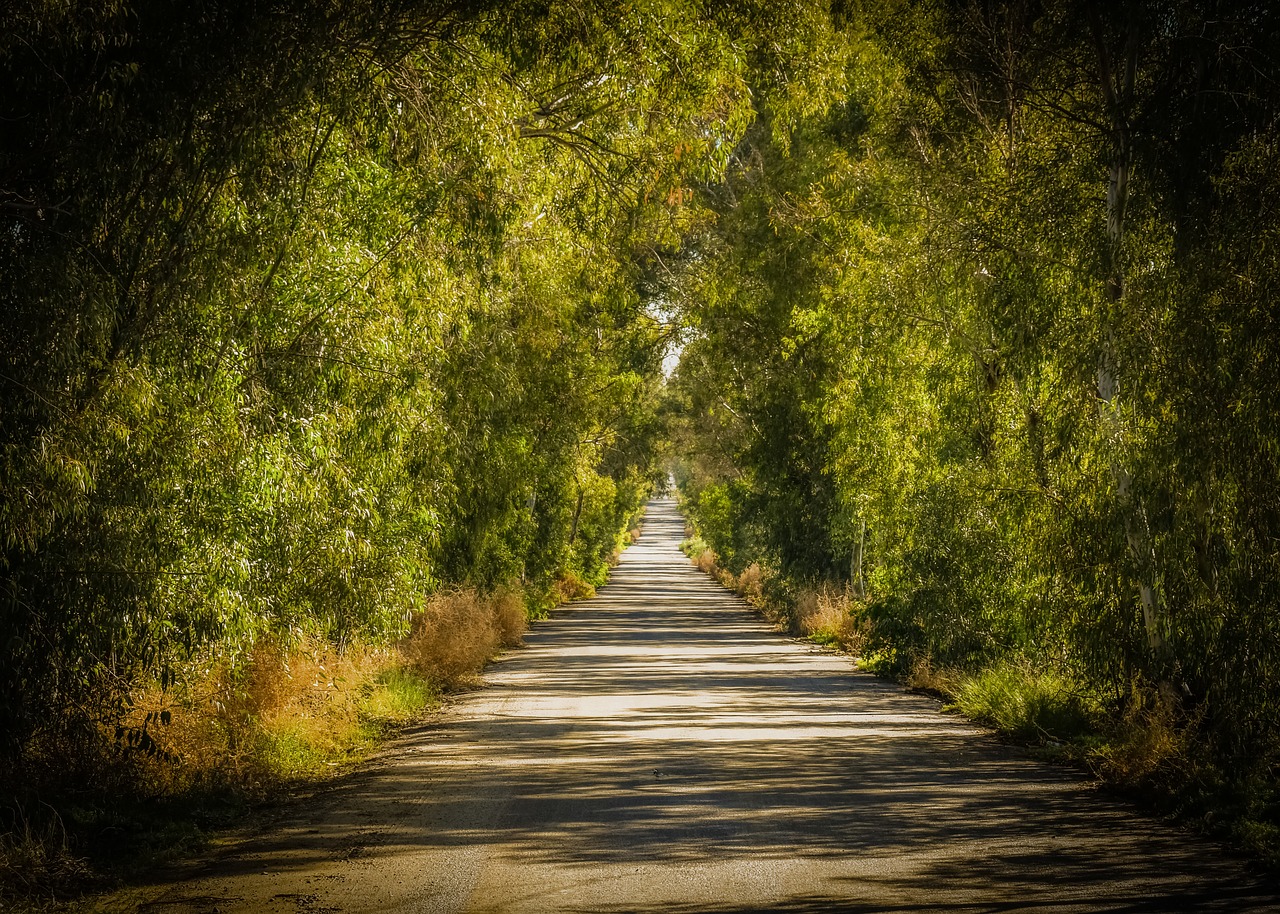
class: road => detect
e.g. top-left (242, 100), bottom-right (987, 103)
top-left (114, 498), bottom-right (1277, 912)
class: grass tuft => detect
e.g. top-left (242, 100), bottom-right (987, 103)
top-left (949, 662), bottom-right (1099, 744)
top-left (795, 586), bottom-right (866, 653)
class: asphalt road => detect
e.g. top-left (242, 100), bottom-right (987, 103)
top-left (113, 498), bottom-right (1279, 913)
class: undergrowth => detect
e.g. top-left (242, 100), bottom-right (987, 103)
top-left (948, 662), bottom-right (1100, 744)
top-left (0, 580), bottom-right (600, 907)
top-left (682, 533), bottom-right (1280, 868)
top-left (681, 538), bottom-right (865, 653)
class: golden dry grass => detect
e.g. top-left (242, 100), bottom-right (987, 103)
top-left (115, 639), bottom-right (405, 795)
top-left (552, 572), bottom-right (597, 603)
top-left (491, 586), bottom-right (530, 648)
top-left (902, 654), bottom-right (963, 698)
top-left (794, 586), bottom-right (866, 653)
top-left (28, 588), bottom-right (531, 802)
top-left (400, 588), bottom-right (522, 688)
top-left (734, 563), bottom-right (764, 604)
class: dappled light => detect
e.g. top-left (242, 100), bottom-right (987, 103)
top-left (114, 500), bottom-right (1279, 912)
top-left (4, 1), bottom-right (1280, 906)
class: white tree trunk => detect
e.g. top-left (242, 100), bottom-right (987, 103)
top-left (1090, 5), bottom-right (1166, 657)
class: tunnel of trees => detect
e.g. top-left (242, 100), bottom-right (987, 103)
top-left (4, 0), bottom-right (1280, 879)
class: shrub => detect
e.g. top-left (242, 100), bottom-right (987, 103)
top-left (951, 662), bottom-right (1099, 744)
top-left (1089, 682), bottom-right (1193, 786)
top-left (795, 586), bottom-right (866, 653)
top-left (735, 563), bottom-right (764, 604)
top-left (552, 572), bottom-right (597, 603)
top-left (491, 586), bottom-right (529, 648)
top-left (400, 590), bottom-right (499, 689)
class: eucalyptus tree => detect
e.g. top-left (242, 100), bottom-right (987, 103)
top-left (671, 0), bottom-right (1280, 784)
top-left (0, 0), bottom-right (767, 766)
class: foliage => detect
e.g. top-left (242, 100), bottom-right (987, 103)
top-left (0, 4), bottom-right (850, 896)
top-left (5, 0), bottom-right (1280, 887)
top-left (0, 0), bottom-right (784, 772)
top-left (669, 0), bottom-right (1280, 836)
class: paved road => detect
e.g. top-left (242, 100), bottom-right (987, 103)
top-left (114, 498), bottom-right (1278, 912)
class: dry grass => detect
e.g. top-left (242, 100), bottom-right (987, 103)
top-left (1, 639), bottom-right (428, 903)
top-left (1, 585), bottom-right (533, 901)
top-left (491, 586), bottom-right (530, 648)
top-left (112, 639), bottom-right (410, 795)
top-left (2, 585), bottom-right (539, 903)
top-left (903, 655), bottom-right (964, 698)
top-left (552, 571), bottom-right (597, 603)
top-left (795, 586), bottom-right (866, 653)
top-left (401, 587), bottom-right (528, 688)
top-left (735, 563), bottom-right (765, 605)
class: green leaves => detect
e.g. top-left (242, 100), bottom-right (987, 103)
top-left (669, 0), bottom-right (1280, 788)
top-left (0, 0), bottom-right (757, 755)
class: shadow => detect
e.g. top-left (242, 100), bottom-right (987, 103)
top-left (126, 499), bottom-right (1280, 913)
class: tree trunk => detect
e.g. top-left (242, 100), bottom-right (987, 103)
top-left (1089, 4), bottom-right (1166, 657)
top-left (850, 516), bottom-right (865, 599)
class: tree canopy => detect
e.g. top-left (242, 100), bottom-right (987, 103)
top-left (672, 0), bottom-right (1280, 792)
top-left (4, 0), bottom-right (1280, 835)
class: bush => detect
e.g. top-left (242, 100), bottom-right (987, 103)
top-left (951, 662), bottom-right (1099, 744)
top-left (491, 586), bottom-right (529, 648)
top-left (401, 590), bottom-right (500, 688)
top-left (735, 563), bottom-right (765, 604)
top-left (1089, 682), bottom-right (1194, 787)
top-left (795, 586), bottom-right (866, 653)
top-left (552, 572), bottom-right (597, 604)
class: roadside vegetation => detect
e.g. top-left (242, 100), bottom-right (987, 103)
top-left (680, 529), bottom-right (1269, 863)
top-left (5, 0), bottom-right (1280, 902)
top-left (0, 576), bottom-right (614, 904)
top-left (668, 0), bottom-right (1280, 867)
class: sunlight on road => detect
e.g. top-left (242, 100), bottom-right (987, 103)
top-left (108, 498), bottom-right (1279, 914)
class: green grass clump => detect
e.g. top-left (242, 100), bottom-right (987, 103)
top-left (364, 667), bottom-right (438, 724)
top-left (950, 663), bottom-right (1099, 744)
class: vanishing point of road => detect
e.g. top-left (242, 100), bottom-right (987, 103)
top-left (112, 498), bottom-right (1279, 912)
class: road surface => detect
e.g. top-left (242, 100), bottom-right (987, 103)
top-left (113, 498), bottom-right (1277, 912)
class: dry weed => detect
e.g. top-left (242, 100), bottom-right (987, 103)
top-left (401, 590), bottom-right (499, 688)
top-left (120, 639), bottom-right (396, 793)
top-left (491, 586), bottom-right (529, 648)
top-left (904, 655), bottom-right (962, 699)
top-left (0, 801), bottom-right (94, 900)
top-left (553, 572), bottom-right (596, 603)
top-left (735, 563), bottom-right (764, 605)
top-left (795, 586), bottom-right (866, 653)
top-left (694, 548), bottom-right (718, 574)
